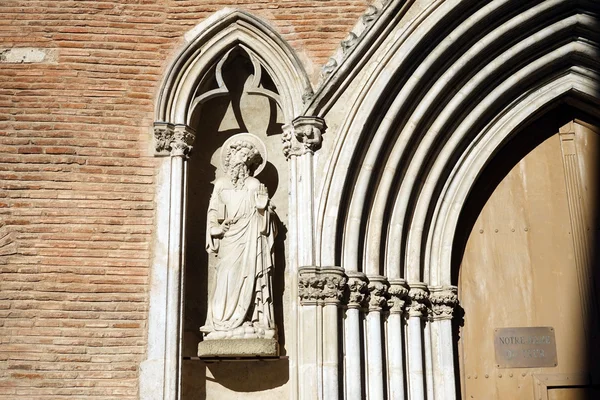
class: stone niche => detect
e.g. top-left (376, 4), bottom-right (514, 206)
top-left (181, 46), bottom-right (290, 400)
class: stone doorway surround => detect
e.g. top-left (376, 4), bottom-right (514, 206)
top-left (140, 1), bottom-right (600, 399)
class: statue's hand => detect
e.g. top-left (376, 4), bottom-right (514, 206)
top-left (210, 219), bottom-right (231, 238)
top-left (255, 184), bottom-right (269, 210)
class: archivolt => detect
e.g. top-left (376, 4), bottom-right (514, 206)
top-left (154, 8), bottom-right (311, 126)
top-left (317, 0), bottom-right (600, 285)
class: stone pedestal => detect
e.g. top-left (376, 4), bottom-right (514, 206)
top-left (197, 339), bottom-right (279, 357)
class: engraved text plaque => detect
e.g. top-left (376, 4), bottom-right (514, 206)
top-left (494, 327), bottom-right (557, 368)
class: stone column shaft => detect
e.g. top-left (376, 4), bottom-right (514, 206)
top-left (292, 116), bottom-right (328, 399)
top-left (406, 283), bottom-right (428, 400)
top-left (388, 280), bottom-right (409, 400)
top-left (154, 123), bottom-right (195, 400)
top-left (344, 272), bottom-right (367, 400)
top-left (298, 266), bottom-right (345, 400)
top-left (366, 276), bottom-right (388, 400)
top-left (323, 303), bottom-right (339, 400)
top-left (430, 286), bottom-right (459, 400)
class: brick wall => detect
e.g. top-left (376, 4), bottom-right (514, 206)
top-left (0, 1), bottom-right (368, 398)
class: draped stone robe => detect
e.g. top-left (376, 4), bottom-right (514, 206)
top-left (202, 176), bottom-right (276, 339)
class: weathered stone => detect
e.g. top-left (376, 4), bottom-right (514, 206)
top-left (198, 339), bottom-right (279, 357)
top-left (0, 48), bottom-right (57, 63)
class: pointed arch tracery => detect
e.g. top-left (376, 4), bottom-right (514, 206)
top-left (155, 8), bottom-right (311, 128)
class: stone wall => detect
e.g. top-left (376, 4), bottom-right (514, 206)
top-left (0, 1), bottom-right (369, 398)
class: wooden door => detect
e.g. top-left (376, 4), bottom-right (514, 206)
top-left (457, 117), bottom-right (599, 399)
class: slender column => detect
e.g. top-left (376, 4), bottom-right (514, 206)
top-left (366, 276), bottom-right (388, 400)
top-left (153, 123), bottom-right (195, 400)
top-left (429, 286), bottom-right (459, 400)
top-left (286, 125), bottom-right (300, 400)
top-left (321, 268), bottom-right (346, 400)
top-left (424, 320), bottom-right (434, 400)
top-left (298, 268), bottom-right (322, 400)
top-left (406, 283), bottom-right (428, 400)
top-left (289, 117), bottom-right (327, 399)
top-left (344, 272), bottom-right (368, 400)
top-left (298, 267), bottom-right (345, 400)
top-left (287, 116), bottom-right (326, 268)
top-left (298, 152), bottom-right (314, 266)
top-left (388, 280), bottom-right (409, 400)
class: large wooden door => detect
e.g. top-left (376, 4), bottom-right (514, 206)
top-left (458, 117), bottom-right (599, 399)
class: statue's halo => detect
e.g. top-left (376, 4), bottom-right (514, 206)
top-left (221, 133), bottom-right (268, 176)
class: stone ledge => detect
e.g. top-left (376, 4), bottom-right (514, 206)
top-left (197, 338), bottom-right (279, 357)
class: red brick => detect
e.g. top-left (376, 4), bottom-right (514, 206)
top-left (0, 0), bottom-right (369, 397)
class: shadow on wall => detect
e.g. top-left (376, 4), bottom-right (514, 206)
top-left (451, 104), bottom-right (600, 399)
top-left (181, 359), bottom-right (289, 399)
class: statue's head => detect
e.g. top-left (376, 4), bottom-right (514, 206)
top-left (223, 140), bottom-right (263, 175)
top-left (220, 134), bottom-right (267, 187)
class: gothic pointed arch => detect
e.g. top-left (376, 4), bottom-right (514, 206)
top-left (155, 8), bottom-right (312, 129)
top-left (314, 1), bottom-right (600, 397)
top-left (317, 0), bottom-right (600, 283)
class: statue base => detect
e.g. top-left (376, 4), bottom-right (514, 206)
top-left (197, 338), bottom-right (279, 358)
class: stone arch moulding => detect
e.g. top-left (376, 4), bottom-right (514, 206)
top-left (155, 8), bottom-right (311, 127)
top-left (140, 9), bottom-right (312, 400)
top-left (313, 0), bottom-right (600, 399)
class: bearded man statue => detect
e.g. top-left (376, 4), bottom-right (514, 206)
top-left (198, 133), bottom-right (278, 356)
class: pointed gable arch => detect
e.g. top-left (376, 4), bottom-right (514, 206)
top-left (155, 8), bottom-right (312, 127)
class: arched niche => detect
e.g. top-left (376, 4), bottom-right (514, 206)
top-left (141, 9), bottom-right (310, 400)
top-left (181, 44), bottom-right (290, 396)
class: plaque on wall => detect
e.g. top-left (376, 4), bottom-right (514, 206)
top-left (494, 327), bottom-right (557, 368)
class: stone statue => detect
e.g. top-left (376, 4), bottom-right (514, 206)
top-left (199, 133), bottom-right (277, 354)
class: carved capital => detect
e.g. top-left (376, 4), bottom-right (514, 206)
top-left (407, 283), bottom-right (429, 319)
top-left (298, 267), bottom-right (346, 305)
top-left (429, 285), bottom-right (459, 321)
top-left (283, 116), bottom-right (326, 158)
top-left (321, 268), bottom-right (347, 305)
top-left (298, 273), bottom-right (323, 304)
top-left (345, 272), bottom-right (368, 309)
top-left (388, 279), bottom-right (409, 314)
top-left (154, 123), bottom-right (195, 157)
top-left (366, 276), bottom-right (388, 312)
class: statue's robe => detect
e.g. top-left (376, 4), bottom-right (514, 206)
top-left (202, 176), bottom-right (276, 336)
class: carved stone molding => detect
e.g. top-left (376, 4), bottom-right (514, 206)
top-left (345, 272), bottom-right (368, 309)
top-left (340, 32), bottom-right (359, 55)
top-left (321, 58), bottom-right (338, 80)
top-left (283, 116), bottom-right (326, 158)
top-left (154, 123), bottom-right (195, 157)
top-left (366, 275), bottom-right (389, 312)
top-left (407, 282), bottom-right (429, 319)
top-left (282, 123), bottom-right (294, 158)
top-left (361, 5), bottom-right (379, 25)
top-left (316, 0), bottom-right (394, 87)
top-left (429, 285), bottom-right (459, 321)
top-left (298, 266), bottom-right (346, 306)
top-left (388, 279), bottom-right (409, 314)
